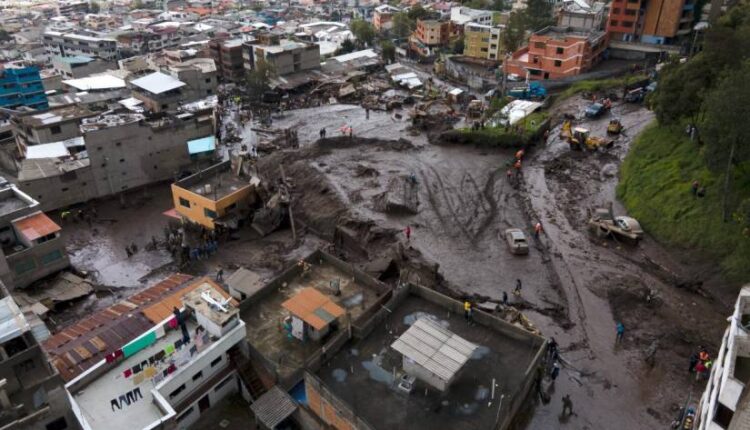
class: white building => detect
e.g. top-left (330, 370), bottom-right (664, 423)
top-left (450, 6), bottom-right (494, 26)
top-left (42, 31), bottom-right (118, 61)
top-left (66, 281), bottom-right (247, 430)
top-left (696, 285), bottom-right (750, 430)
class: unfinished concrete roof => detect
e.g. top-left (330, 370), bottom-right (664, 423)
top-left (226, 267), bottom-right (264, 299)
top-left (391, 317), bottom-right (478, 383)
top-left (282, 287), bottom-right (345, 330)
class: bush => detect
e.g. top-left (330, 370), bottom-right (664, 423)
top-left (558, 74), bottom-right (650, 100)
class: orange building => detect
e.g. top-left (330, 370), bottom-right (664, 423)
top-left (607, 0), bottom-right (695, 43)
top-left (373, 5), bottom-right (401, 31)
top-left (409, 19), bottom-right (452, 57)
top-left (504, 26), bottom-right (608, 80)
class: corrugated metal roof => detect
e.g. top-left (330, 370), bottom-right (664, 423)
top-left (141, 277), bottom-right (236, 324)
top-left (250, 386), bottom-right (297, 428)
top-left (281, 287), bottom-right (345, 331)
top-left (131, 72), bottom-right (185, 94)
top-left (391, 318), bottom-right (478, 384)
top-left (42, 273), bottom-right (194, 381)
top-left (0, 297), bottom-right (29, 344)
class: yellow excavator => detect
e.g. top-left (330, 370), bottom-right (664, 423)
top-left (607, 119), bottom-right (623, 135)
top-left (566, 124), bottom-right (614, 151)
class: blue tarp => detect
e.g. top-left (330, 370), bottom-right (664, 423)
top-left (187, 136), bottom-right (216, 155)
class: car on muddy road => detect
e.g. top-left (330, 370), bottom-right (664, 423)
top-left (504, 228), bottom-right (529, 255)
top-left (614, 216), bottom-right (644, 238)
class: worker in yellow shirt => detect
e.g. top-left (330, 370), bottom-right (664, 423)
top-left (464, 301), bottom-right (472, 322)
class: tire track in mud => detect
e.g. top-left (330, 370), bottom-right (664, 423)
top-left (427, 165), bottom-right (474, 241)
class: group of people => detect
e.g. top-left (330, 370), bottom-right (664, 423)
top-left (507, 148), bottom-right (525, 184)
top-left (690, 179), bottom-right (706, 198)
top-left (689, 346), bottom-right (713, 380)
top-left (60, 207), bottom-right (97, 227)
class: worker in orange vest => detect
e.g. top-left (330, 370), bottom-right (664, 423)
top-left (515, 148), bottom-right (525, 160)
top-left (534, 222), bottom-right (543, 239)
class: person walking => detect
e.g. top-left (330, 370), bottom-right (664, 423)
top-left (547, 337), bottom-right (558, 359)
top-left (502, 291), bottom-right (508, 305)
top-left (320, 128), bottom-right (326, 139)
top-left (550, 360), bottom-right (560, 381)
top-left (506, 169), bottom-right (513, 183)
top-left (691, 180), bottom-right (700, 196)
top-left (688, 352), bottom-right (699, 373)
top-left (464, 300), bottom-right (472, 321)
top-left (513, 279), bottom-right (522, 296)
top-left (562, 394), bottom-right (573, 416)
top-left (616, 322), bottom-right (625, 344)
top-left (365, 107), bottom-right (370, 120)
top-left (216, 266), bottom-right (224, 282)
top-left (695, 360), bottom-right (707, 381)
top-left (404, 225), bottom-right (411, 241)
top-left (534, 222), bottom-right (543, 239)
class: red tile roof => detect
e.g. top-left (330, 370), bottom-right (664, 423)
top-left (13, 212), bottom-right (61, 242)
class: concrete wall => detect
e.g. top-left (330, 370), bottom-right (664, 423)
top-left (5, 237), bottom-right (69, 289)
top-left (304, 373), bottom-right (376, 430)
top-left (18, 165), bottom-right (98, 212)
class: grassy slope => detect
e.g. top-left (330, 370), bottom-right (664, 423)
top-left (557, 74), bottom-right (649, 100)
top-left (617, 123), bottom-right (750, 281)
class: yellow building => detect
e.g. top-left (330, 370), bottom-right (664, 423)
top-left (171, 160), bottom-right (256, 229)
top-left (463, 22), bottom-right (503, 61)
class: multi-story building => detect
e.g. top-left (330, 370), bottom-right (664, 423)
top-left (607, 0), bottom-right (695, 43)
top-left (504, 26), bottom-right (608, 80)
top-left (695, 285), bottom-right (750, 430)
top-left (463, 22), bottom-right (503, 61)
top-left (558, 0), bottom-right (606, 30)
top-left (12, 105), bottom-right (95, 153)
top-left (0, 184), bottom-right (69, 289)
top-left (410, 19), bottom-right (452, 57)
top-left (130, 71), bottom-right (189, 113)
top-left (373, 5), bottom-right (401, 31)
top-left (62, 278), bottom-right (246, 430)
top-left (51, 55), bottom-right (114, 79)
top-left (165, 58), bottom-right (219, 99)
top-left (246, 36), bottom-right (321, 76)
top-left (0, 285), bottom-right (79, 430)
top-left (82, 13), bottom-right (119, 31)
top-left (57, 0), bottom-right (89, 18)
top-left (0, 65), bottom-right (48, 111)
top-left (171, 160), bottom-right (256, 230)
top-left (42, 31), bottom-right (118, 61)
top-left (450, 6), bottom-right (494, 26)
top-left (209, 38), bottom-right (245, 82)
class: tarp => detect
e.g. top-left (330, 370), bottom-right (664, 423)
top-left (187, 136), bottom-right (216, 155)
top-left (26, 142), bottom-right (69, 159)
top-left (500, 100), bottom-right (543, 125)
top-left (122, 330), bottom-right (157, 358)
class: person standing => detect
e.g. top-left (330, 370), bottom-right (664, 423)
top-left (562, 394), bottom-right (573, 416)
top-left (550, 360), bottom-right (560, 381)
top-left (534, 222), bottom-right (543, 239)
top-left (514, 279), bottom-right (522, 296)
top-left (216, 266), bottom-right (224, 282)
top-left (502, 291), bottom-right (508, 305)
top-left (404, 225), bottom-right (411, 241)
top-left (616, 322), bottom-right (625, 344)
top-left (688, 352), bottom-right (699, 373)
top-left (464, 300), bottom-right (472, 321)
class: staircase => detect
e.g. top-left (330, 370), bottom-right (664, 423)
top-left (228, 347), bottom-right (267, 400)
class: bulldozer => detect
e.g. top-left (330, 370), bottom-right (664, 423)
top-left (607, 119), bottom-right (623, 135)
top-left (568, 127), bottom-right (614, 151)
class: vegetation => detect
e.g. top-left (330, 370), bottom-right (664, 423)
top-left (350, 20), bottom-right (376, 47)
top-left (557, 74), bottom-right (648, 100)
top-left (89, 1), bottom-right (100, 13)
top-left (446, 111), bottom-right (550, 147)
top-left (523, 0), bottom-right (555, 31)
top-left (380, 40), bottom-right (396, 63)
top-left (617, 125), bottom-right (750, 281)
top-left (618, 0), bottom-right (750, 281)
top-left (245, 58), bottom-right (276, 101)
top-left (391, 12), bottom-right (415, 39)
top-left (336, 38), bottom-right (356, 55)
top-left (502, 12), bottom-right (527, 53)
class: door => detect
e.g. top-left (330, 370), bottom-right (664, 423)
top-left (198, 394), bottom-right (210, 413)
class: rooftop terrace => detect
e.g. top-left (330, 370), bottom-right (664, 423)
top-left (175, 160), bottom-right (251, 201)
top-left (240, 251), bottom-right (389, 383)
top-left (0, 185), bottom-right (37, 219)
top-left (312, 287), bottom-right (545, 430)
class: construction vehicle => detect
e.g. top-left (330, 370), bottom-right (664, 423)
top-left (568, 127), bottom-right (613, 151)
top-left (588, 204), bottom-right (644, 244)
top-left (584, 99), bottom-right (612, 118)
top-left (607, 119), bottom-right (623, 135)
top-left (467, 100), bottom-right (484, 119)
top-left (508, 81), bottom-right (547, 100)
top-left (624, 87), bottom-right (645, 103)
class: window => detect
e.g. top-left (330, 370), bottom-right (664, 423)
top-left (169, 384), bottom-right (186, 399)
top-left (204, 208), bottom-right (217, 219)
top-left (14, 358), bottom-right (35, 373)
top-left (622, 20), bottom-right (634, 27)
top-left (61, 188), bottom-right (68, 192)
top-left (210, 356), bottom-right (222, 367)
top-left (610, 20), bottom-right (619, 26)
top-left (50, 125), bottom-right (61, 134)
top-left (192, 371), bottom-right (203, 381)
top-left (40, 249), bottom-right (63, 265)
top-left (179, 198), bottom-right (190, 208)
top-left (554, 60), bottom-right (562, 67)
top-left (46, 417), bottom-right (68, 430)
top-left (556, 47), bottom-right (564, 55)
top-left (625, 8), bottom-right (637, 14)
top-left (119, 158), bottom-right (124, 163)
top-left (205, 78), bottom-right (211, 83)
top-left (612, 7), bottom-right (621, 13)
top-left (14, 259), bottom-right (36, 275)
top-left (534, 42), bottom-right (545, 49)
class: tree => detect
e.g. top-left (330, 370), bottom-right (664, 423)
top-left (392, 12), bottom-right (415, 39)
top-left (651, 55), bottom-right (712, 125)
top-left (131, 0), bottom-right (145, 10)
top-left (502, 11), bottom-right (526, 53)
top-left (336, 38), bottom-right (356, 54)
top-left (350, 20), bottom-right (376, 47)
top-left (407, 4), bottom-right (431, 21)
top-left (331, 9), bottom-right (341, 21)
top-left (451, 36), bottom-right (465, 54)
top-left (245, 58), bottom-right (276, 101)
top-left (522, 0), bottom-right (554, 31)
top-left (701, 62), bottom-right (750, 221)
top-left (89, 1), bottom-right (100, 13)
top-left (381, 40), bottom-right (396, 63)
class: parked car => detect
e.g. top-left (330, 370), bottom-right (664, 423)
top-left (585, 102), bottom-right (606, 118)
top-left (614, 216), bottom-right (644, 238)
top-left (504, 228), bottom-right (529, 255)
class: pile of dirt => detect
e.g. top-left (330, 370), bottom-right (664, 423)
top-left (373, 176), bottom-right (420, 215)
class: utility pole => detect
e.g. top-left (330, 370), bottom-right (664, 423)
top-left (279, 164), bottom-right (296, 241)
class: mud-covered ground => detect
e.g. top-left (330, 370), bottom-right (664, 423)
top-left (52, 98), bottom-right (732, 429)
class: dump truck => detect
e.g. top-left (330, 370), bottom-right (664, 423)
top-left (588, 205), bottom-right (644, 244)
top-left (568, 127), bottom-right (613, 151)
top-left (508, 82), bottom-right (547, 100)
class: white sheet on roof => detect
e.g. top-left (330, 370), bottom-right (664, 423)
top-left (26, 142), bottom-right (70, 159)
top-left (63, 75), bottom-right (126, 91)
top-left (131, 72), bottom-right (186, 94)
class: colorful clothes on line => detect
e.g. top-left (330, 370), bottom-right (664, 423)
top-left (165, 344), bottom-right (176, 355)
top-left (123, 369), bottom-right (132, 378)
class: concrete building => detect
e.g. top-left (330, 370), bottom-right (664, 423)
top-left (504, 26), bottom-right (608, 80)
top-left (558, 0), bottom-right (606, 30)
top-left (0, 65), bottom-right (48, 111)
top-left (49, 275), bottom-right (247, 430)
top-left (373, 5), bottom-right (401, 31)
top-left (0, 184), bottom-right (69, 289)
top-left (607, 0), bottom-right (695, 43)
top-left (130, 71), bottom-right (188, 113)
top-left (247, 38), bottom-right (321, 76)
top-left (42, 31), bottom-right (118, 61)
top-left (12, 105), bottom-right (95, 152)
top-left (410, 20), bottom-right (452, 57)
top-left (57, 0), bottom-right (89, 18)
top-left (51, 55), bottom-right (114, 80)
top-left (164, 58), bottom-right (219, 100)
top-left (695, 285), bottom-right (750, 430)
top-left (0, 288), bottom-right (79, 430)
top-left (171, 160), bottom-right (256, 230)
top-left (463, 22), bottom-right (503, 61)
top-left (450, 6), bottom-right (494, 26)
top-left (209, 38), bottom-right (245, 82)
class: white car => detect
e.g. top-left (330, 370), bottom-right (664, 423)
top-left (615, 216), bottom-right (644, 238)
top-left (504, 228), bottom-right (529, 255)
